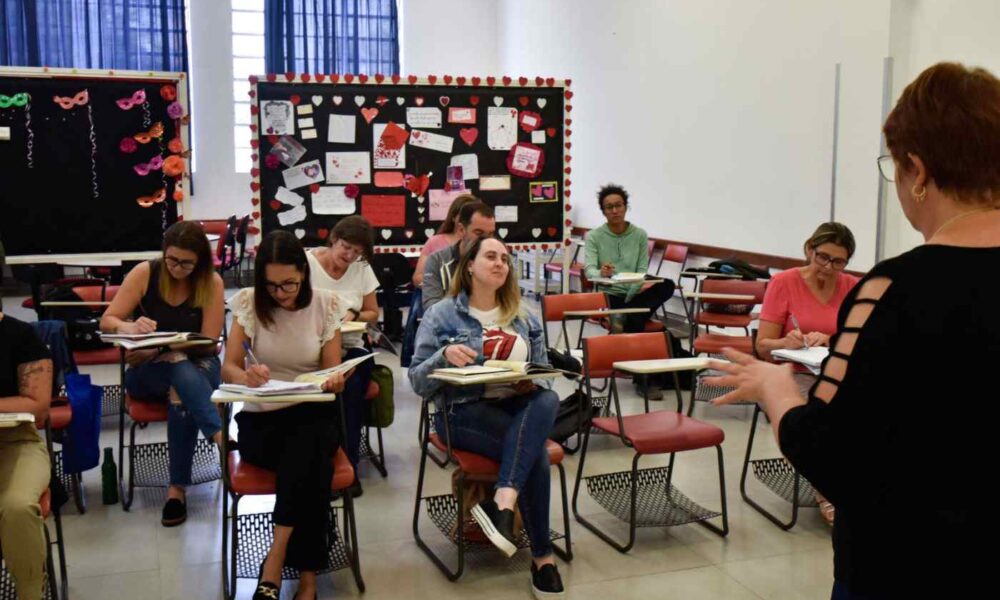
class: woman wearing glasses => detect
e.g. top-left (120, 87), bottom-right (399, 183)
top-left (100, 221), bottom-right (225, 527)
top-left (222, 230), bottom-right (350, 600)
top-left (754, 222), bottom-right (858, 525)
top-left (707, 62), bottom-right (1000, 599)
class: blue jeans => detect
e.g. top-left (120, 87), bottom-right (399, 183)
top-left (435, 388), bottom-right (560, 558)
top-left (341, 346), bottom-right (374, 468)
top-left (831, 582), bottom-right (886, 600)
top-left (124, 356), bottom-right (222, 486)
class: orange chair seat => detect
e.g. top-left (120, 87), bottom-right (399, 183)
top-left (49, 402), bottom-right (72, 430)
top-left (696, 312), bottom-right (753, 328)
top-left (592, 412), bottom-right (724, 454)
top-left (126, 395), bottom-right (169, 423)
top-left (73, 346), bottom-right (120, 366)
top-left (365, 381), bottom-right (380, 401)
top-left (228, 447), bottom-right (355, 495)
top-left (693, 334), bottom-right (753, 355)
top-left (429, 433), bottom-right (564, 475)
top-left (40, 488), bottom-right (51, 519)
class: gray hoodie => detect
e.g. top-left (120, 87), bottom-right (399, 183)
top-left (421, 242), bottom-right (461, 311)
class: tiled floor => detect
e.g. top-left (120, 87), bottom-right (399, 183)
top-left (3, 293), bottom-right (835, 600)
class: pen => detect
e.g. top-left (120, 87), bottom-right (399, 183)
top-left (789, 314), bottom-right (809, 349)
top-left (242, 341), bottom-right (261, 366)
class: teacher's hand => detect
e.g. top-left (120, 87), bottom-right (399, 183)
top-left (704, 348), bottom-right (801, 408)
top-left (444, 344), bottom-right (478, 367)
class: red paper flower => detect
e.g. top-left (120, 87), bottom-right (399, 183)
top-left (264, 154), bottom-right (280, 169)
top-left (344, 184), bottom-right (360, 199)
top-left (168, 137), bottom-right (184, 154)
top-left (160, 85), bottom-right (177, 101)
top-left (119, 137), bottom-right (138, 153)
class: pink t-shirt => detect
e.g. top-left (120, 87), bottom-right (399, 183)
top-left (421, 233), bottom-right (455, 257)
top-left (759, 269), bottom-right (860, 336)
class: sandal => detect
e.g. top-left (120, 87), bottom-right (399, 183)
top-left (818, 500), bottom-right (835, 527)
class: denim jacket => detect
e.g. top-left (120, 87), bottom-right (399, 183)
top-left (408, 291), bottom-right (551, 411)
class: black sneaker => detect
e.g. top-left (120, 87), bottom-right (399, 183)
top-left (161, 498), bottom-right (187, 527)
top-left (470, 498), bottom-right (517, 557)
top-left (531, 562), bottom-right (566, 599)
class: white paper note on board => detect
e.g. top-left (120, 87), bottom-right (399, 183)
top-left (328, 114), bottom-right (356, 144)
top-left (406, 107), bottom-right (443, 128)
top-left (487, 107), bottom-right (518, 150)
top-left (531, 129), bottom-right (546, 144)
top-left (277, 204), bottom-right (307, 226)
top-left (312, 186), bottom-right (356, 215)
top-left (326, 152), bottom-right (371, 184)
top-left (495, 205), bottom-right (518, 222)
top-left (449, 154), bottom-right (479, 180)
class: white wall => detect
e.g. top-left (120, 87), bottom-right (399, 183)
top-left (882, 0), bottom-right (1000, 259)
top-left (401, 0), bottom-right (499, 75)
top-left (499, 0), bottom-right (891, 270)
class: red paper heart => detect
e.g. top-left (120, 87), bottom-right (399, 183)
top-left (250, 105), bottom-right (259, 115)
top-left (249, 75), bottom-right (259, 84)
top-left (531, 244), bottom-right (537, 250)
top-left (269, 199), bottom-right (282, 210)
top-left (375, 73), bottom-right (385, 83)
top-left (249, 124), bottom-right (258, 132)
top-left (565, 189), bottom-right (572, 197)
top-left (359, 74), bottom-right (369, 83)
top-left (456, 76), bottom-right (466, 85)
top-left (248, 90), bottom-right (256, 98)
top-left (376, 95), bottom-right (389, 106)
top-left (564, 90), bottom-right (574, 100)
top-left (565, 179), bottom-right (572, 187)
top-left (309, 183), bottom-right (321, 193)
top-left (428, 74), bottom-right (437, 84)
top-left (316, 74), bottom-right (326, 82)
top-left (566, 104), bottom-right (573, 112)
top-left (502, 76), bottom-right (512, 86)
top-left (443, 75), bottom-right (453, 84)
top-left (251, 197), bottom-right (260, 206)
top-left (361, 107), bottom-right (379, 123)
top-left (518, 76), bottom-right (528, 86)
top-left (459, 128), bottom-right (478, 146)
top-left (565, 118), bottom-right (572, 126)
top-left (407, 75), bottom-right (418, 84)
top-left (266, 74), bottom-right (276, 82)
top-left (250, 168), bottom-right (260, 177)
top-left (565, 219), bottom-right (572, 226)
top-left (547, 227), bottom-right (557, 237)
top-left (250, 182), bottom-right (260, 192)
top-left (252, 211), bottom-right (260, 219)
top-left (404, 174), bottom-right (430, 197)
top-left (290, 94), bottom-right (301, 105)
top-left (284, 72), bottom-right (295, 82)
top-left (250, 139), bottom-right (259, 149)
top-left (486, 76), bottom-right (496, 86)
top-left (565, 142), bottom-right (572, 149)
top-left (566, 154), bottom-right (572, 162)
top-left (469, 95), bottom-right (480, 106)
top-left (344, 73), bottom-right (355, 83)
top-left (391, 74), bottom-right (401, 84)
top-left (564, 166), bottom-right (572, 174)
top-left (565, 79), bottom-right (572, 86)
top-left (565, 204), bottom-right (572, 211)
top-left (301, 74), bottom-right (311, 83)
top-left (518, 96), bottom-right (529, 106)
top-left (472, 76), bottom-right (482, 86)
top-left (443, 181), bottom-right (452, 192)
top-left (541, 243), bottom-right (549, 250)
top-left (330, 74), bottom-right (340, 83)
top-left (546, 127), bottom-right (556, 137)
top-left (318, 228), bottom-right (329, 240)
top-left (535, 76), bottom-right (544, 86)
top-left (546, 78), bottom-right (555, 87)
top-left (251, 154), bottom-right (258, 161)
top-left (267, 135), bottom-right (278, 144)
top-left (439, 96), bottom-right (450, 106)
top-left (564, 238), bottom-right (571, 246)
top-left (566, 128), bottom-right (572, 137)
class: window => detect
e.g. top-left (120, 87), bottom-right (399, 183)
top-left (232, 0), bottom-right (264, 172)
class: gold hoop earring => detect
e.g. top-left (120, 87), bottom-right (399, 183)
top-left (911, 184), bottom-right (927, 203)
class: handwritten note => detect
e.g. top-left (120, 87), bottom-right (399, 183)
top-left (429, 189), bottom-right (465, 220)
top-left (361, 195), bottom-right (406, 227)
top-left (325, 152), bottom-right (370, 184)
top-left (406, 107), bottom-right (442, 129)
top-left (449, 154), bottom-right (480, 180)
top-left (312, 186), bottom-right (356, 215)
top-left (328, 114), bottom-right (356, 144)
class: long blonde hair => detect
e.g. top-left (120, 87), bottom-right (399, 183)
top-left (448, 237), bottom-right (523, 326)
top-left (159, 221), bottom-right (214, 308)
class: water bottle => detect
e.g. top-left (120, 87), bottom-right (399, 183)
top-left (101, 447), bottom-right (119, 505)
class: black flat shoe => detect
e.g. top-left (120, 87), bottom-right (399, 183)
top-left (253, 560), bottom-right (281, 600)
top-left (160, 498), bottom-right (187, 527)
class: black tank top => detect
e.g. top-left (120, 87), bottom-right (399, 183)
top-left (136, 260), bottom-right (203, 333)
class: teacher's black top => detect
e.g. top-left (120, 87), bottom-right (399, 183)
top-left (779, 244), bottom-right (1000, 597)
top-left (136, 259), bottom-right (203, 334)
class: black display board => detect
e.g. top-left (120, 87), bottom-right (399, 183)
top-left (250, 74), bottom-right (573, 253)
top-left (0, 67), bottom-right (190, 256)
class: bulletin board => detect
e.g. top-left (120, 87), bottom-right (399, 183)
top-left (249, 73), bottom-right (575, 253)
top-left (0, 67), bottom-right (191, 257)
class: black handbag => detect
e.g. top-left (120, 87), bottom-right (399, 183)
top-left (549, 389), bottom-right (593, 444)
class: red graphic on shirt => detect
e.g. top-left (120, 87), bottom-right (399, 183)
top-left (482, 328), bottom-right (517, 360)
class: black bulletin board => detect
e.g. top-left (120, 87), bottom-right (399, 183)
top-left (0, 67), bottom-right (190, 256)
top-left (250, 74), bottom-right (573, 252)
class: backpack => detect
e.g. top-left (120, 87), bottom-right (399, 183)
top-left (42, 284), bottom-right (109, 351)
top-left (707, 258), bottom-right (770, 280)
top-left (549, 389), bottom-right (594, 444)
top-left (365, 364), bottom-right (395, 428)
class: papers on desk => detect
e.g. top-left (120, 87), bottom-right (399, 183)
top-left (295, 353), bottom-right (375, 384)
top-left (218, 353), bottom-right (376, 395)
top-left (613, 357), bottom-right (718, 374)
top-left (611, 272), bottom-right (647, 283)
top-left (100, 331), bottom-right (218, 350)
top-left (771, 347), bottom-right (829, 375)
top-left (0, 413), bottom-right (35, 427)
top-left (431, 360), bottom-right (572, 385)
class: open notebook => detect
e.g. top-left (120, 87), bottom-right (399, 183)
top-left (99, 331), bottom-right (218, 350)
top-left (431, 360), bottom-right (577, 385)
top-left (611, 272), bottom-right (647, 284)
top-left (218, 353), bottom-right (375, 396)
top-left (0, 413), bottom-right (35, 428)
top-left (771, 346), bottom-right (829, 375)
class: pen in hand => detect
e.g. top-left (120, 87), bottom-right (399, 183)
top-left (789, 314), bottom-right (809, 349)
top-left (242, 341), bottom-right (270, 387)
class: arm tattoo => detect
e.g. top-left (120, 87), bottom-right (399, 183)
top-left (17, 359), bottom-right (53, 399)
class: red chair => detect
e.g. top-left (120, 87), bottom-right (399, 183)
top-left (572, 333), bottom-right (728, 552)
top-left (412, 396), bottom-right (572, 580)
top-left (359, 380), bottom-right (388, 476)
top-left (220, 408), bottom-right (364, 598)
top-left (653, 243), bottom-right (694, 330)
top-left (70, 283), bottom-right (121, 366)
top-left (213, 215), bottom-right (238, 275)
top-left (542, 236), bottom-right (588, 294)
top-left (540, 291), bottom-right (609, 351)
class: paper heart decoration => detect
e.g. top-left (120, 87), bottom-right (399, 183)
top-left (396, 97), bottom-right (405, 105)
top-left (565, 142), bottom-right (572, 149)
top-left (428, 75), bottom-right (438, 84)
top-left (407, 75), bottom-right (418, 84)
top-left (414, 96), bottom-right (425, 106)
top-left (250, 105), bottom-right (259, 115)
top-left (417, 206), bottom-right (425, 214)
top-left (300, 74), bottom-right (311, 83)
top-left (333, 96), bottom-right (343, 105)
top-left (266, 74), bottom-right (276, 82)
top-left (304, 164), bottom-right (321, 178)
top-left (493, 96), bottom-right (503, 107)
top-left (456, 76), bottom-right (466, 85)
top-left (546, 127), bottom-right (556, 137)
top-left (498, 228), bottom-right (508, 239)
top-left (354, 95), bottom-right (365, 107)
top-left (537, 98), bottom-right (547, 109)
top-left (344, 74), bottom-right (355, 83)
top-left (543, 186), bottom-right (556, 199)
top-left (424, 228), bottom-right (435, 237)
top-left (391, 74), bottom-right (401, 83)
top-left (486, 76), bottom-right (496, 86)
top-left (250, 139), bottom-right (259, 149)
top-left (518, 77), bottom-right (528, 86)
top-left (404, 174), bottom-right (430, 197)
top-left (376, 95), bottom-right (389, 106)
top-left (358, 74), bottom-right (369, 83)
top-left (547, 227), bottom-right (558, 237)
top-left (564, 90), bottom-right (574, 100)
top-left (502, 76), bottom-right (512, 86)
top-left (565, 118), bottom-right (572, 126)
top-left (471, 76), bottom-right (482, 86)
top-left (565, 179), bottom-right (572, 187)
top-left (565, 128), bottom-right (572, 137)
top-left (330, 74), bottom-right (340, 83)
top-left (269, 199), bottom-right (283, 210)
top-left (290, 94), bottom-right (300, 105)
top-left (381, 229), bottom-right (392, 240)
top-left (267, 135), bottom-right (279, 144)
top-left (566, 104), bottom-right (573, 112)
top-left (443, 75), bottom-right (453, 84)
top-left (375, 73), bottom-right (385, 83)
top-left (404, 230), bottom-right (414, 239)
top-left (252, 211), bottom-right (260, 219)
top-left (315, 74), bottom-right (326, 82)
top-left (250, 181), bottom-right (261, 192)
top-left (535, 76), bottom-right (544, 86)
top-left (469, 95), bottom-right (480, 106)
top-left (518, 96), bottom-right (529, 107)
top-left (312, 95), bottom-right (323, 106)
top-left (531, 228), bottom-right (541, 238)
top-left (317, 228), bottom-right (329, 240)
top-left (459, 127), bottom-right (478, 146)
top-left (309, 183), bottom-right (321, 193)
top-left (361, 107), bottom-right (379, 123)
top-left (294, 229), bottom-right (305, 239)
top-left (546, 77), bottom-right (555, 87)
top-left (419, 217), bottom-right (426, 223)
top-left (565, 166), bottom-right (572, 174)
top-left (284, 72), bottom-right (295, 82)
top-left (439, 96), bottom-right (450, 106)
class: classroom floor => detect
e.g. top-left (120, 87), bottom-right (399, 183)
top-left (4, 292), bottom-right (835, 600)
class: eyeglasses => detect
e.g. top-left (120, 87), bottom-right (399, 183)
top-left (877, 155), bottom-right (895, 183)
top-left (603, 202), bottom-right (626, 212)
top-left (164, 256), bottom-right (197, 270)
top-left (264, 280), bottom-right (301, 294)
top-left (813, 251), bottom-right (849, 270)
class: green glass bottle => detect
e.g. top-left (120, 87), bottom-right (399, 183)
top-left (101, 447), bottom-right (119, 505)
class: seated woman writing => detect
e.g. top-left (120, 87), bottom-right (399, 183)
top-left (755, 221), bottom-right (859, 525)
top-left (222, 230), bottom-right (350, 600)
top-left (408, 237), bottom-right (565, 599)
top-left (100, 221), bottom-right (225, 527)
